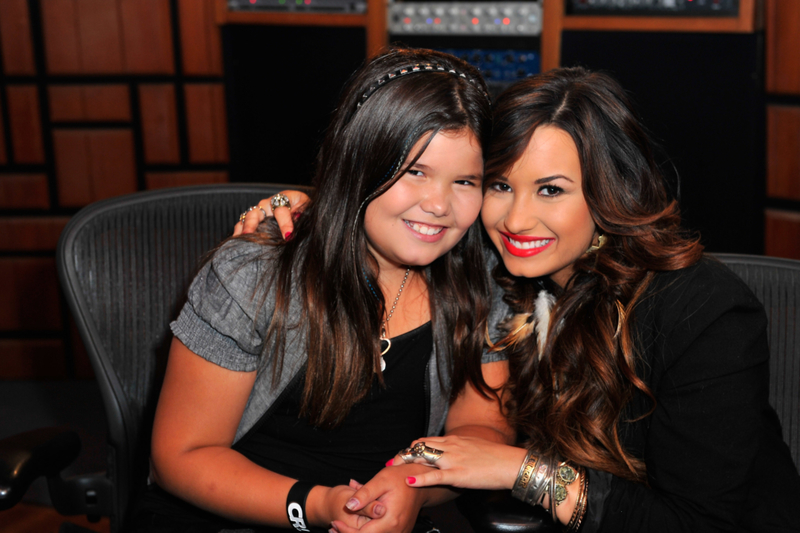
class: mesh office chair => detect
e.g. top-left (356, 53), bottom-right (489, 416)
top-left (456, 252), bottom-right (800, 533)
top-left (0, 184), bottom-right (299, 531)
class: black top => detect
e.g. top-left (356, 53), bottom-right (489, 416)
top-left (130, 322), bottom-right (433, 532)
top-left (582, 258), bottom-right (800, 533)
top-left (234, 322), bottom-right (432, 487)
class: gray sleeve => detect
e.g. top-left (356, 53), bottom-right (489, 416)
top-left (170, 239), bottom-right (273, 372)
top-left (482, 253), bottom-right (511, 364)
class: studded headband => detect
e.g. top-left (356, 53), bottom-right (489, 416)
top-left (356, 62), bottom-right (490, 110)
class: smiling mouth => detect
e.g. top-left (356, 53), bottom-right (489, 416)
top-left (505, 236), bottom-right (552, 250)
top-left (405, 220), bottom-right (444, 236)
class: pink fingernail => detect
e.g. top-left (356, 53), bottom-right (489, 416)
top-left (345, 498), bottom-right (359, 510)
top-left (284, 231), bottom-right (292, 240)
top-left (385, 459), bottom-right (393, 466)
top-left (407, 476), bottom-right (416, 485)
top-left (375, 504), bottom-right (385, 516)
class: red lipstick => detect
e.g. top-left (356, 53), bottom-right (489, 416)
top-left (499, 231), bottom-right (554, 258)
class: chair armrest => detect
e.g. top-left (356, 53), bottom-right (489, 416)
top-left (0, 427), bottom-right (80, 511)
top-left (456, 489), bottom-right (559, 533)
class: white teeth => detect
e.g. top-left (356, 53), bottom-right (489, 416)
top-left (508, 237), bottom-right (551, 250)
top-left (406, 221), bottom-right (444, 236)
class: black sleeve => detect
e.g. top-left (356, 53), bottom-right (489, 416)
top-left (582, 265), bottom-right (800, 533)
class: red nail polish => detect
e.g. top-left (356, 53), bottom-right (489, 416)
top-left (407, 476), bottom-right (416, 485)
top-left (284, 231), bottom-right (292, 240)
top-left (385, 459), bottom-right (393, 466)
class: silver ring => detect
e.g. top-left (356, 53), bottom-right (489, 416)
top-left (270, 193), bottom-right (291, 211)
top-left (399, 442), bottom-right (443, 465)
top-left (239, 205), bottom-right (260, 224)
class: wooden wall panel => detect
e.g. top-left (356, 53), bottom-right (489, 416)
top-left (76, 0), bottom-right (124, 74)
top-left (184, 83), bottom-right (228, 163)
top-left (766, 0), bottom-right (800, 95)
top-left (6, 85), bottom-right (45, 164)
top-left (0, 0), bottom-right (36, 75)
top-left (0, 217), bottom-right (70, 251)
top-left (54, 129), bottom-right (137, 207)
top-left (0, 174), bottom-right (50, 209)
top-left (145, 171), bottom-right (228, 189)
top-left (139, 84), bottom-right (180, 163)
top-left (41, 0), bottom-right (82, 74)
top-left (765, 209), bottom-right (800, 260)
top-left (49, 85), bottom-right (131, 122)
top-left (767, 105), bottom-right (800, 201)
top-left (120, 0), bottom-right (174, 74)
top-left (0, 97), bottom-right (5, 165)
top-left (178, 0), bottom-right (223, 76)
top-left (0, 258), bottom-right (62, 331)
top-left (0, 339), bottom-right (67, 379)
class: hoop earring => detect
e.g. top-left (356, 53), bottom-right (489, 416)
top-left (586, 234), bottom-right (606, 254)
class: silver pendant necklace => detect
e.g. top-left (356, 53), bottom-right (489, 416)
top-left (379, 267), bottom-right (411, 371)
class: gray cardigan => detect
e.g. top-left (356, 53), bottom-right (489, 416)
top-left (171, 238), bottom-right (509, 443)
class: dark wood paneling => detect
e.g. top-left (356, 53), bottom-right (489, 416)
top-left (76, 0), bottom-right (124, 73)
top-left (0, 258), bottom-right (62, 331)
top-left (54, 129), bottom-right (137, 207)
top-left (53, 129), bottom-right (91, 206)
top-left (0, 97), bottom-right (6, 164)
top-left (0, 217), bottom-right (70, 251)
top-left (49, 84), bottom-right (131, 122)
top-left (184, 83), bottom-right (228, 163)
top-left (41, 0), bottom-right (82, 74)
top-left (178, 0), bottom-right (223, 76)
top-left (87, 129), bottom-right (137, 200)
top-left (0, 340), bottom-right (67, 379)
top-left (139, 84), bottom-right (180, 163)
top-left (145, 170), bottom-right (228, 189)
top-left (765, 209), bottom-right (800, 260)
top-left (0, 174), bottom-right (50, 209)
top-left (766, 0), bottom-right (800, 95)
top-left (120, 0), bottom-right (175, 74)
top-left (0, 0), bottom-right (36, 75)
top-left (6, 85), bottom-right (45, 163)
top-left (767, 105), bottom-right (800, 201)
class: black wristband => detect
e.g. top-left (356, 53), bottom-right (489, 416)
top-left (286, 480), bottom-right (316, 532)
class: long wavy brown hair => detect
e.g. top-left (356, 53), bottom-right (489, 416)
top-left (487, 67), bottom-right (704, 482)
top-left (242, 48), bottom-right (493, 428)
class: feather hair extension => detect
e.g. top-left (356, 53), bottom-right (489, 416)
top-left (506, 313), bottom-right (535, 347)
top-left (534, 290), bottom-right (555, 360)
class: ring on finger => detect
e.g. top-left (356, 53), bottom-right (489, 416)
top-left (239, 205), bottom-right (261, 224)
top-left (399, 442), bottom-right (444, 465)
top-left (270, 193), bottom-right (291, 211)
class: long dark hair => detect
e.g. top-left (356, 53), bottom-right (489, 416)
top-left (247, 47), bottom-right (493, 428)
top-left (488, 67), bottom-right (704, 481)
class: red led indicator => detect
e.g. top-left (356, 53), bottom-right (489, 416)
top-left (434, 17), bottom-right (441, 24)
top-left (472, 17), bottom-right (479, 24)
top-left (404, 16), bottom-right (411, 23)
top-left (503, 17), bottom-right (510, 25)
top-left (249, 0), bottom-right (256, 4)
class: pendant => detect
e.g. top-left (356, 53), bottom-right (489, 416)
top-left (380, 337), bottom-right (390, 371)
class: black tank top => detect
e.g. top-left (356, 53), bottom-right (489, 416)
top-left (130, 322), bottom-right (434, 532)
top-left (234, 321), bottom-right (433, 487)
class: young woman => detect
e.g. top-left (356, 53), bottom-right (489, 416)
top-left (378, 67), bottom-right (800, 532)
top-left (131, 47), bottom-right (514, 533)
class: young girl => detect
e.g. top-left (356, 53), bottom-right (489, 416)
top-left (379, 67), bottom-right (800, 532)
top-left (132, 47), bottom-right (514, 533)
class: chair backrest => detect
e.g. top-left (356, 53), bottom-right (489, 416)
top-left (714, 253), bottom-right (800, 470)
top-left (57, 184), bottom-right (297, 531)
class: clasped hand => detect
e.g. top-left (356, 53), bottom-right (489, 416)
top-left (329, 463), bottom-right (432, 533)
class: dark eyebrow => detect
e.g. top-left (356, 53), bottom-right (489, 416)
top-left (410, 162), bottom-right (484, 181)
top-left (535, 175), bottom-right (574, 185)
